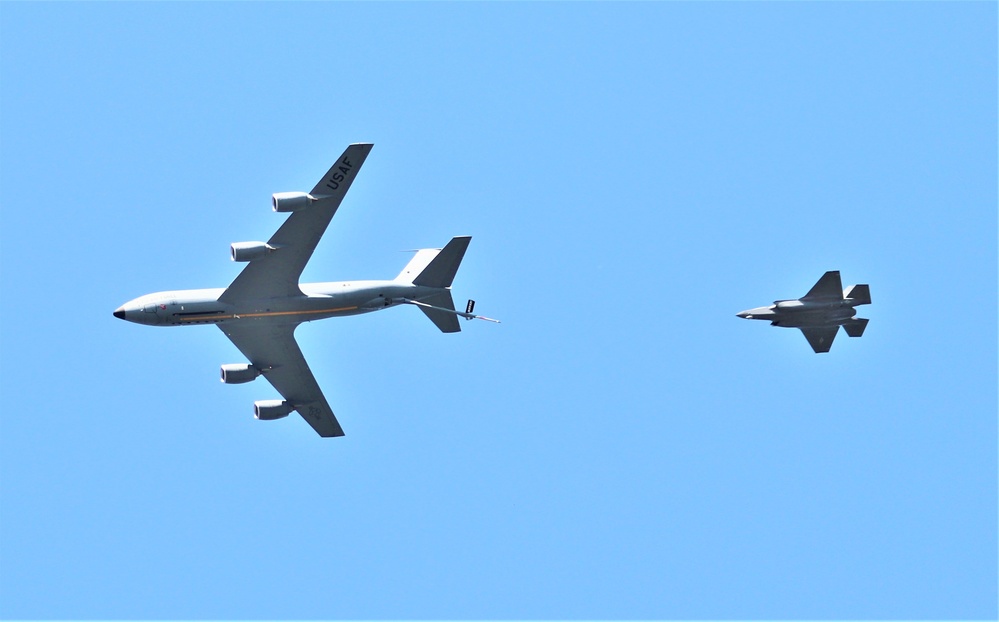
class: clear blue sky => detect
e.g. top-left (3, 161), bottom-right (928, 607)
top-left (1, 3), bottom-right (995, 619)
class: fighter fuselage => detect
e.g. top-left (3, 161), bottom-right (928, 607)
top-left (737, 298), bottom-right (862, 328)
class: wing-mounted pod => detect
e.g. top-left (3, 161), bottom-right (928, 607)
top-left (220, 364), bottom-right (262, 384)
top-left (272, 192), bottom-right (327, 213)
top-left (230, 241), bottom-right (278, 262)
top-left (254, 399), bottom-right (294, 420)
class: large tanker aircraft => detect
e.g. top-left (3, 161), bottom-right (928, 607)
top-left (114, 143), bottom-right (497, 437)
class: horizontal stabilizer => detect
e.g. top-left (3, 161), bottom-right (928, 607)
top-left (412, 236), bottom-right (471, 288)
top-left (843, 317), bottom-right (869, 337)
top-left (415, 291), bottom-right (461, 333)
top-left (396, 248), bottom-right (441, 282)
top-left (844, 284), bottom-right (871, 305)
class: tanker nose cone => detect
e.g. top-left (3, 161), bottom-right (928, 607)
top-left (113, 307), bottom-right (126, 320)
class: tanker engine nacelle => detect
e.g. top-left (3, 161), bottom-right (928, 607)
top-left (220, 364), bottom-right (261, 384)
top-left (254, 400), bottom-right (294, 421)
top-left (272, 191), bottom-right (319, 213)
top-left (230, 241), bottom-right (276, 262)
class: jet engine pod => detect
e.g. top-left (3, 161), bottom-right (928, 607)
top-left (220, 363), bottom-right (261, 384)
top-left (254, 399), bottom-right (294, 421)
top-left (272, 192), bottom-right (316, 213)
top-left (230, 241), bottom-right (274, 262)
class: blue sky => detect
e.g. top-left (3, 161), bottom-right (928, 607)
top-left (1, 3), bottom-right (995, 619)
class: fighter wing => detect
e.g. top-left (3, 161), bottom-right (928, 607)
top-left (803, 271), bottom-right (844, 300)
top-left (800, 326), bottom-right (839, 354)
top-left (219, 143), bottom-right (374, 304)
top-left (219, 321), bottom-right (344, 437)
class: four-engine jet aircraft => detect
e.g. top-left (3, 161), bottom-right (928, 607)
top-left (737, 271), bottom-right (871, 353)
top-left (113, 143), bottom-right (497, 437)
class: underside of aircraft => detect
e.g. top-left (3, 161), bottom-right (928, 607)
top-left (114, 144), bottom-right (498, 437)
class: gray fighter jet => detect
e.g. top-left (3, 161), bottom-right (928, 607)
top-left (737, 271), bottom-right (871, 353)
top-left (113, 143), bottom-right (498, 437)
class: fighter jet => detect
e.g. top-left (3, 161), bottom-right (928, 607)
top-left (737, 271), bottom-right (871, 353)
top-left (113, 143), bottom-right (498, 437)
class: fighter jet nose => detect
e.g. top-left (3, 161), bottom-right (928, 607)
top-left (736, 311), bottom-right (751, 319)
top-left (113, 307), bottom-right (126, 320)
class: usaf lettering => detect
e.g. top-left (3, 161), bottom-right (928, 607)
top-left (324, 157), bottom-right (354, 191)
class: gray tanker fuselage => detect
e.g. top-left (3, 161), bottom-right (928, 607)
top-left (115, 281), bottom-right (442, 327)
